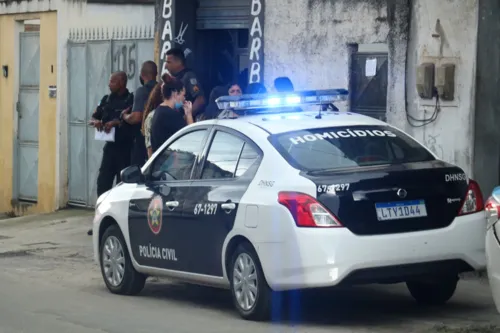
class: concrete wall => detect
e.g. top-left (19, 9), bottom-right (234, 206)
top-left (0, 11), bottom-right (58, 215)
top-left (264, 0), bottom-right (478, 178)
top-left (405, 0), bottom-right (478, 177)
top-left (264, 0), bottom-right (391, 90)
top-left (264, 0), bottom-right (409, 122)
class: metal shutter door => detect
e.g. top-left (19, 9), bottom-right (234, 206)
top-left (196, 0), bottom-right (250, 30)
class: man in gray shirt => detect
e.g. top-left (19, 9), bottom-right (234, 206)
top-left (122, 61), bottom-right (158, 166)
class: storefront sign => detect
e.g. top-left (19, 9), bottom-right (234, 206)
top-left (159, 0), bottom-right (174, 75)
top-left (248, 0), bottom-right (265, 84)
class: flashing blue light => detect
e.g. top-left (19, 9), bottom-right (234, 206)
top-left (215, 89), bottom-right (348, 111)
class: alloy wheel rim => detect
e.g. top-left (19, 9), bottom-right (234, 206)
top-left (102, 236), bottom-right (125, 287)
top-left (233, 253), bottom-right (258, 311)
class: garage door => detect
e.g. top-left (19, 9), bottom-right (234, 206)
top-left (197, 0), bottom-right (250, 30)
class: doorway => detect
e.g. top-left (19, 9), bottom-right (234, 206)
top-left (349, 43), bottom-right (389, 121)
top-left (15, 20), bottom-right (41, 203)
top-left (195, 29), bottom-right (249, 99)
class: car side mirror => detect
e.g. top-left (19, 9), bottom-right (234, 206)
top-left (121, 165), bottom-right (145, 184)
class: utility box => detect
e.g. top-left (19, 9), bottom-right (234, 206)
top-left (436, 63), bottom-right (456, 101)
top-left (416, 63), bottom-right (435, 99)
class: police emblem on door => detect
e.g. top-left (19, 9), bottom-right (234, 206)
top-left (147, 195), bottom-right (163, 235)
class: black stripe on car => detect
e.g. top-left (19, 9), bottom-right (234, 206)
top-left (128, 125), bottom-right (263, 276)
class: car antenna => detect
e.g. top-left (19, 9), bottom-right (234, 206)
top-left (315, 104), bottom-right (323, 119)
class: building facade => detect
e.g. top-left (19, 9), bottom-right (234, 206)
top-left (156, 0), bottom-right (490, 192)
top-left (0, 0), bottom-right (494, 216)
top-left (0, 0), bottom-right (155, 215)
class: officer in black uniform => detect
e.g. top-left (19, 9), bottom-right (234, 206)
top-left (165, 48), bottom-right (206, 120)
top-left (88, 71), bottom-right (134, 235)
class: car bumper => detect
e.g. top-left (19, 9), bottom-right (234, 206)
top-left (486, 225), bottom-right (500, 313)
top-left (257, 211), bottom-right (486, 291)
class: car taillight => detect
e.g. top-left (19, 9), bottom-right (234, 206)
top-left (277, 191), bottom-right (343, 228)
top-left (458, 179), bottom-right (484, 216)
top-left (485, 196), bottom-right (500, 230)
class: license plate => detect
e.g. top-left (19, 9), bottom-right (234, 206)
top-left (375, 200), bottom-right (427, 221)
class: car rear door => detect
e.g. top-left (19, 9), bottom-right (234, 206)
top-left (128, 128), bottom-right (211, 272)
top-left (183, 126), bottom-right (263, 276)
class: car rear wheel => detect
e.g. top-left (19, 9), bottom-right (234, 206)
top-left (406, 276), bottom-right (458, 305)
top-left (100, 224), bottom-right (146, 295)
top-left (230, 242), bottom-right (272, 321)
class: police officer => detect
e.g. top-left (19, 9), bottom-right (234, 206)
top-left (88, 71), bottom-right (134, 235)
top-left (122, 61), bottom-right (158, 167)
top-left (165, 48), bottom-right (206, 120)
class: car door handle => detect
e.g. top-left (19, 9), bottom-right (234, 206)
top-left (165, 201), bottom-right (179, 209)
top-left (221, 203), bottom-right (236, 211)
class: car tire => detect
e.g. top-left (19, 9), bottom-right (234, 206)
top-left (406, 276), bottom-right (459, 305)
top-left (99, 224), bottom-right (146, 295)
top-left (229, 242), bottom-right (273, 321)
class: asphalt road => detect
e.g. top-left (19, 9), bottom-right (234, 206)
top-left (0, 209), bottom-right (499, 333)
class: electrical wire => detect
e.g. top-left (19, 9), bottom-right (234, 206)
top-left (406, 91), bottom-right (441, 127)
top-left (403, 1), bottom-right (441, 128)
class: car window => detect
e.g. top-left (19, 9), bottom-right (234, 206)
top-left (269, 125), bottom-right (435, 172)
top-left (151, 129), bottom-right (207, 181)
top-left (235, 143), bottom-right (260, 177)
top-left (201, 131), bottom-right (245, 179)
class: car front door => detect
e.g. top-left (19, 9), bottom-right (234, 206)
top-left (183, 127), bottom-right (263, 277)
top-left (128, 128), bottom-right (210, 272)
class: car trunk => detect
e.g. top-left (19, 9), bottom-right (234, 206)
top-left (302, 160), bottom-right (469, 235)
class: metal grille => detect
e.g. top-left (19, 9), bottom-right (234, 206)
top-left (67, 26), bottom-right (154, 207)
top-left (197, 0), bottom-right (250, 30)
top-left (349, 53), bottom-right (389, 121)
top-left (16, 32), bottom-right (40, 201)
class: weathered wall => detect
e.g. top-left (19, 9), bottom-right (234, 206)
top-left (0, 11), bottom-right (58, 215)
top-left (263, 0), bottom-right (409, 132)
top-left (473, 0), bottom-right (500, 197)
top-left (404, 0), bottom-right (478, 177)
top-left (265, 0), bottom-right (390, 89)
top-left (265, 0), bottom-right (478, 179)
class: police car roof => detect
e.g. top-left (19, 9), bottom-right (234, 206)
top-left (212, 110), bottom-right (389, 135)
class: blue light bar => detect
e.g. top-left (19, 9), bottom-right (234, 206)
top-left (215, 89), bottom-right (349, 111)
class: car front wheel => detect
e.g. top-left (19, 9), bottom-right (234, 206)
top-left (230, 242), bottom-right (273, 321)
top-left (100, 224), bottom-right (146, 295)
top-left (406, 276), bottom-right (459, 305)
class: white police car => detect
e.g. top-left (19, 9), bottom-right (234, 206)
top-left (92, 89), bottom-right (486, 321)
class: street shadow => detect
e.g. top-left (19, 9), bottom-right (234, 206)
top-left (132, 280), bottom-right (494, 326)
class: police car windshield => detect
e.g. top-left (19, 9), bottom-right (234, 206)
top-left (269, 125), bottom-right (435, 172)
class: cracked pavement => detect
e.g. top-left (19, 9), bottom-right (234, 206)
top-left (0, 208), bottom-right (499, 332)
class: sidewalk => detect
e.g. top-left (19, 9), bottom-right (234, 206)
top-left (0, 208), bottom-right (94, 257)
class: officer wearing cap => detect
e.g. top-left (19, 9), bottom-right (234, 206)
top-left (165, 48), bottom-right (206, 120)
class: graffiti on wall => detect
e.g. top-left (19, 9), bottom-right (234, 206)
top-left (248, 0), bottom-right (264, 84)
top-left (113, 43), bottom-right (137, 80)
